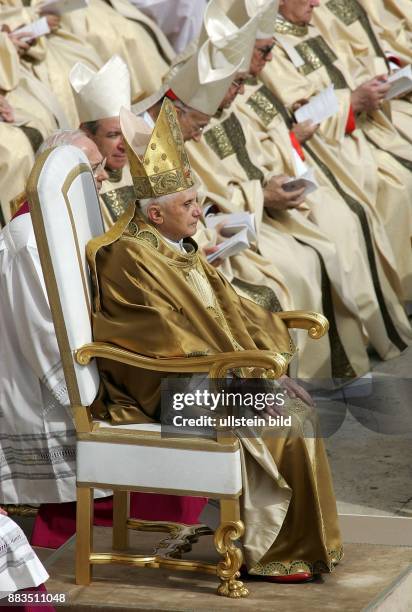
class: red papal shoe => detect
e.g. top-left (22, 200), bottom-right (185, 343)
top-left (262, 572), bottom-right (316, 583)
top-left (240, 566), bottom-right (317, 583)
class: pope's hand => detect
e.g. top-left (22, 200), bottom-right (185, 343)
top-left (264, 175), bottom-right (306, 210)
top-left (279, 374), bottom-right (315, 407)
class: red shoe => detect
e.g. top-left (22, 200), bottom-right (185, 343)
top-left (260, 572), bottom-right (315, 583)
top-left (240, 567), bottom-right (316, 583)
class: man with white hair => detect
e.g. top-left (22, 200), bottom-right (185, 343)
top-left (87, 98), bottom-right (342, 584)
top-left (0, 130), bottom-right (107, 508)
top-left (70, 56), bottom-right (135, 228)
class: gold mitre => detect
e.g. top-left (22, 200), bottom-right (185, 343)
top-left (120, 99), bottom-right (195, 200)
top-left (200, 0), bottom-right (261, 72)
top-left (245, 0), bottom-right (279, 38)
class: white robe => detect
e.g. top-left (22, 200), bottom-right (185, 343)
top-left (0, 212), bottom-right (76, 504)
top-left (130, 0), bottom-right (207, 53)
top-left (0, 514), bottom-right (48, 598)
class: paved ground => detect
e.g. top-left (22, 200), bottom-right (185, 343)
top-left (43, 529), bottom-right (412, 612)
top-left (325, 347), bottom-right (412, 518)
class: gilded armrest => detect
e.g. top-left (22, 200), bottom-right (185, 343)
top-left (75, 342), bottom-right (288, 379)
top-left (277, 311), bottom-right (329, 340)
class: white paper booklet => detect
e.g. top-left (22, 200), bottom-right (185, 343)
top-left (295, 85), bottom-right (339, 125)
top-left (14, 17), bottom-right (50, 41)
top-left (282, 168), bottom-right (318, 197)
top-left (41, 0), bottom-right (89, 15)
top-left (385, 65), bottom-right (412, 100)
top-left (205, 212), bottom-right (256, 241)
top-left (206, 228), bottom-right (250, 264)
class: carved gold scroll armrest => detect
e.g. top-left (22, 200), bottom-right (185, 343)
top-left (277, 311), bottom-right (329, 340)
top-left (75, 342), bottom-right (288, 379)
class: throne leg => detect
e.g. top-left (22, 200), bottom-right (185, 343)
top-left (75, 486), bottom-right (93, 585)
top-left (214, 499), bottom-right (249, 598)
top-left (113, 490), bottom-right (129, 551)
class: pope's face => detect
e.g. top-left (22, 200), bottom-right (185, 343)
top-left (148, 188), bottom-right (202, 241)
top-left (279, 0), bottom-right (320, 25)
top-left (85, 117), bottom-right (127, 170)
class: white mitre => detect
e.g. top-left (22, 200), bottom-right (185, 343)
top-left (245, 0), bottom-right (279, 38)
top-left (201, 0), bottom-right (261, 72)
top-left (170, 39), bottom-right (241, 115)
top-left (70, 55), bottom-right (131, 123)
top-left (133, 39), bottom-right (241, 117)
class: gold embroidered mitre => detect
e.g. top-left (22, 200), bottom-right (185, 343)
top-left (120, 99), bottom-right (195, 199)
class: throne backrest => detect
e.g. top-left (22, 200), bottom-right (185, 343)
top-left (27, 145), bottom-right (104, 409)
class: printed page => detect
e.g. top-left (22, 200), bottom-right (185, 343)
top-left (295, 85), bottom-right (339, 125)
top-left (14, 17), bottom-right (50, 41)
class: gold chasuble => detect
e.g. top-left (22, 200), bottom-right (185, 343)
top-left (262, 17), bottom-right (412, 304)
top-left (235, 79), bottom-right (412, 361)
top-left (313, 0), bottom-right (412, 146)
top-left (87, 204), bottom-right (342, 576)
top-left (187, 109), bottom-right (369, 380)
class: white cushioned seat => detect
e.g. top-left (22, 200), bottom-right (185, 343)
top-left (78, 421), bottom-right (242, 496)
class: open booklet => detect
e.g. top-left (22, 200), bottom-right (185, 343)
top-left (14, 17), bottom-right (50, 41)
top-left (206, 227), bottom-right (250, 264)
top-left (282, 167), bottom-right (318, 198)
top-left (205, 211), bottom-right (256, 242)
top-left (295, 85), bottom-right (339, 125)
top-left (385, 65), bottom-right (412, 100)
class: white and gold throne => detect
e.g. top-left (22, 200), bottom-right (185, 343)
top-left (27, 145), bottom-right (328, 598)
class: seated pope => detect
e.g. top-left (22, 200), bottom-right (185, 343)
top-left (86, 98), bottom-right (342, 582)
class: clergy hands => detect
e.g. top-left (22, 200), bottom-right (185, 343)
top-left (41, 12), bottom-right (61, 32)
top-left (0, 96), bottom-right (15, 123)
top-left (279, 375), bottom-right (315, 407)
top-left (264, 175), bottom-right (306, 211)
top-left (7, 30), bottom-right (31, 55)
top-left (351, 76), bottom-right (390, 113)
top-left (291, 120), bottom-right (319, 144)
top-left (0, 507), bottom-right (7, 515)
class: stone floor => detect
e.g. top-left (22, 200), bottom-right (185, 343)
top-left (43, 528), bottom-right (412, 612)
top-left (324, 347), bottom-right (412, 518)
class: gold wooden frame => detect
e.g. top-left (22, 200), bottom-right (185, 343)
top-left (26, 150), bottom-right (329, 599)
